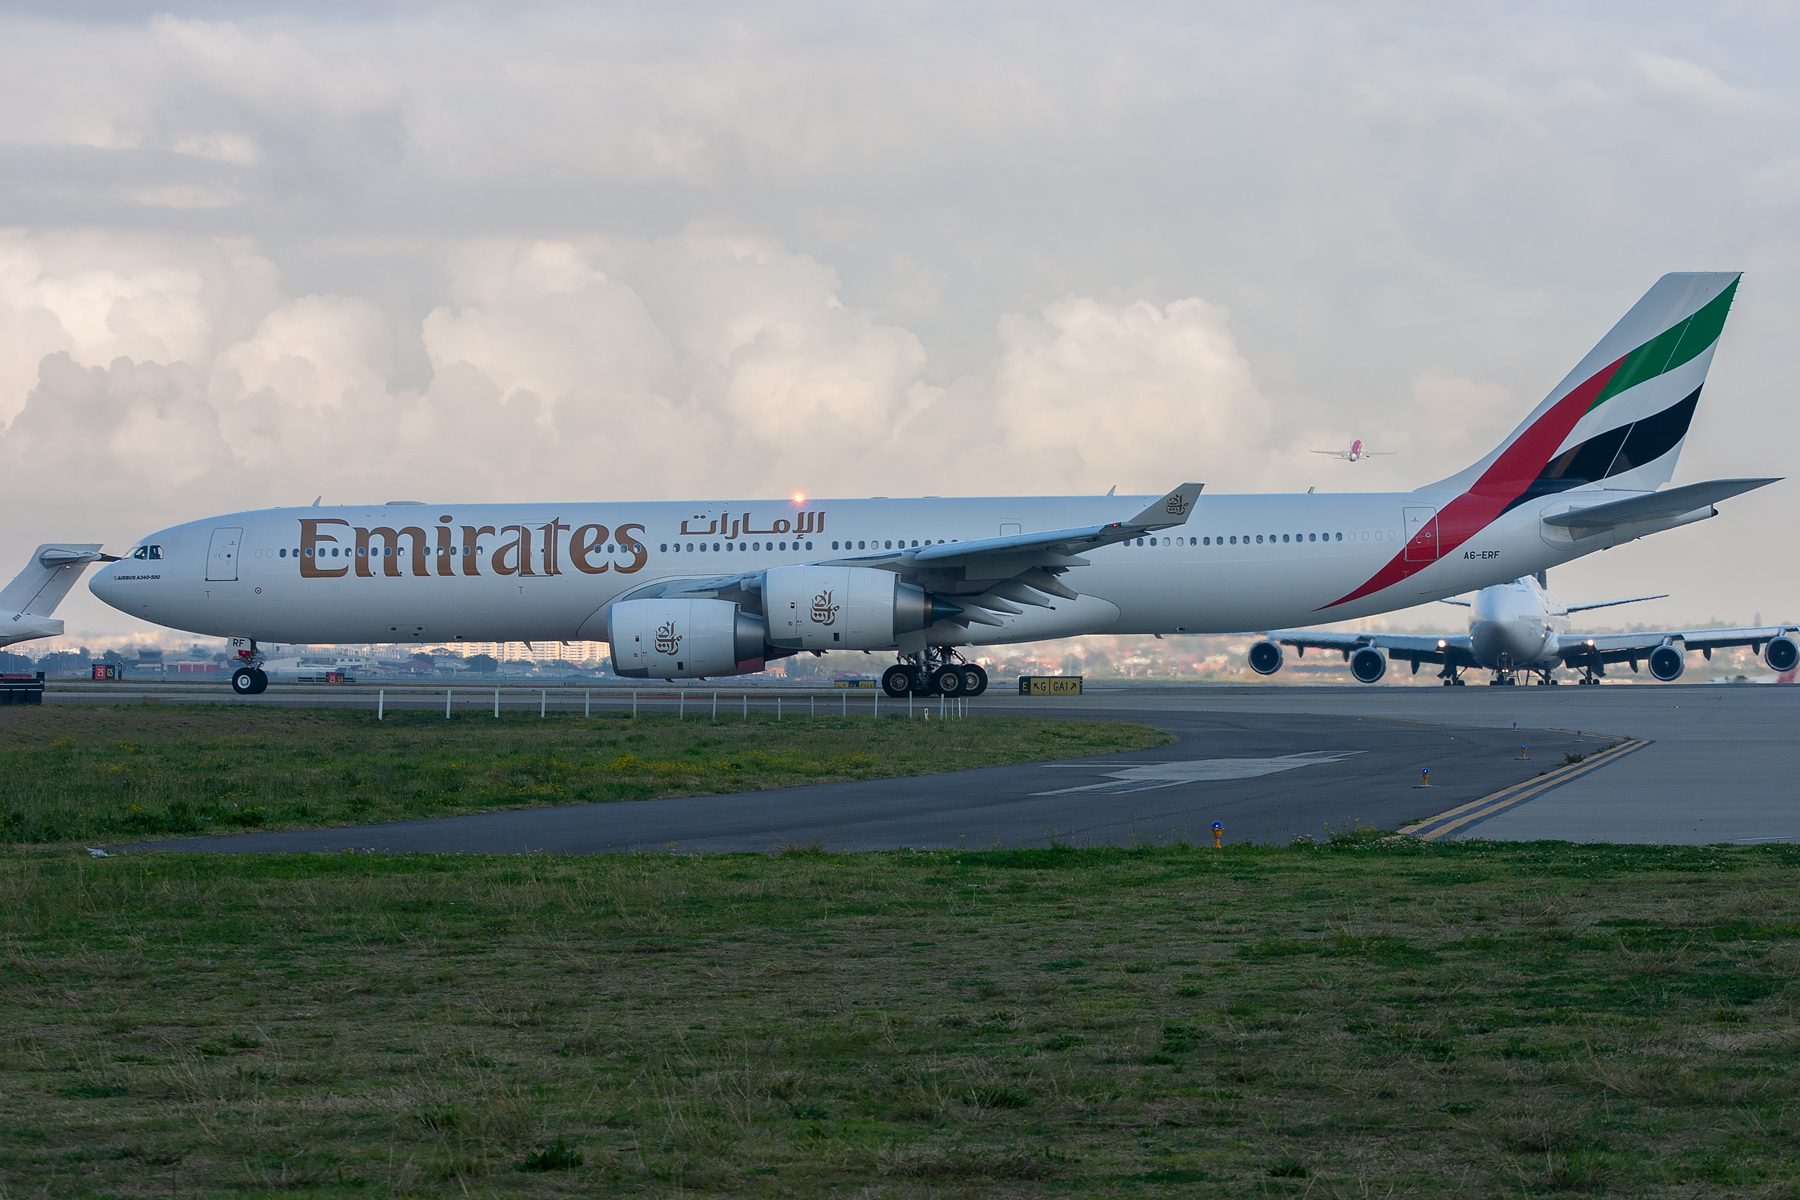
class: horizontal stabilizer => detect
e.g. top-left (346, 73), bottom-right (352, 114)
top-left (1542, 478), bottom-right (1779, 534)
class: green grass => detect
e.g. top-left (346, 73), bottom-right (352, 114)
top-left (3, 840), bottom-right (1798, 1196)
top-left (0, 707), bottom-right (1169, 843)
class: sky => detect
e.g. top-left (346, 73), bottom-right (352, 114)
top-left (2, 1), bottom-right (1795, 645)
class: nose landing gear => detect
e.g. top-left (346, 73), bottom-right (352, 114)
top-left (228, 637), bottom-right (269, 695)
top-left (881, 648), bottom-right (988, 698)
top-left (230, 666), bottom-right (269, 695)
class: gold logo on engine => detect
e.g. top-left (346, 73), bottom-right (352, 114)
top-left (811, 589), bottom-right (839, 626)
top-left (654, 620), bottom-right (682, 655)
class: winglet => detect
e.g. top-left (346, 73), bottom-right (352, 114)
top-left (1128, 483), bottom-right (1204, 528)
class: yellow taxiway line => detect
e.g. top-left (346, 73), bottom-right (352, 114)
top-left (1404, 738), bottom-right (1648, 842)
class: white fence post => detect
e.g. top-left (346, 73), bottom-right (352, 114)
top-left (445, 688), bottom-right (452, 719)
top-left (679, 691), bottom-right (685, 721)
top-left (494, 688), bottom-right (499, 718)
top-left (540, 689), bottom-right (546, 718)
top-left (712, 692), bottom-right (718, 722)
top-left (378, 690), bottom-right (384, 721)
top-left (585, 690), bottom-right (590, 718)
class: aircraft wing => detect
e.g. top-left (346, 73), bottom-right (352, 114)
top-left (820, 482), bottom-right (1204, 626)
top-left (1564, 593), bottom-right (1668, 613)
top-left (1261, 629), bottom-right (1478, 669)
top-left (1541, 477), bottom-right (1780, 536)
top-left (1557, 625), bottom-right (1800, 667)
top-left (1310, 450), bottom-right (1352, 459)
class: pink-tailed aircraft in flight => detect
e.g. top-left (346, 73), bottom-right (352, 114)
top-left (1312, 439), bottom-right (1394, 463)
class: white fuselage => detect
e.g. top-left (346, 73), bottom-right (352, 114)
top-left (1467, 578), bottom-right (1572, 671)
top-left (1, 612), bottom-right (64, 647)
top-left (88, 490), bottom-right (1644, 651)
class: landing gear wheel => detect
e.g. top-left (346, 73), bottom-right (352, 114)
top-left (929, 665), bottom-right (964, 695)
top-left (881, 665), bottom-right (915, 698)
top-left (960, 664), bottom-right (988, 696)
top-left (231, 667), bottom-right (261, 696)
top-left (251, 668), bottom-right (268, 694)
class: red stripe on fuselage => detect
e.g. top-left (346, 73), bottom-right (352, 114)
top-left (1318, 357), bottom-right (1624, 610)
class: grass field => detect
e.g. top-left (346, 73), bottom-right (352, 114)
top-left (3, 840), bottom-right (1797, 1197)
top-left (0, 707), bottom-right (1169, 844)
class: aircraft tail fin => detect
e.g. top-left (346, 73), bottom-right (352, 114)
top-left (1424, 272), bottom-right (1741, 503)
top-left (0, 544), bottom-right (107, 615)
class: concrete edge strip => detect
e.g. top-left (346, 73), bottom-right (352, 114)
top-left (1405, 739), bottom-right (1649, 842)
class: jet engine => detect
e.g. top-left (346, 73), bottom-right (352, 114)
top-left (1766, 635), bottom-right (1799, 673)
top-left (1248, 640), bottom-right (1284, 675)
top-left (1648, 644), bottom-right (1685, 682)
top-left (608, 598), bottom-right (767, 679)
top-left (1350, 646), bottom-right (1387, 684)
top-left (761, 565), bottom-right (961, 650)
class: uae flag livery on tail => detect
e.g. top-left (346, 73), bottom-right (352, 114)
top-left (1324, 272), bottom-right (1740, 610)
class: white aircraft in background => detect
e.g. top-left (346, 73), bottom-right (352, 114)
top-left (1312, 439), bottom-right (1394, 463)
top-left (91, 272), bottom-right (1780, 700)
top-left (1249, 572), bottom-right (1799, 686)
top-left (1, 543), bottom-right (115, 647)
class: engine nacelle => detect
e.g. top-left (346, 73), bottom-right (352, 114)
top-left (1350, 646), bottom-right (1387, 684)
top-left (607, 598), bottom-right (767, 679)
top-left (761, 565), bottom-right (960, 650)
top-left (1248, 640), bottom-right (1284, 675)
top-left (1766, 635), bottom-right (1799, 674)
top-left (1648, 644), bottom-right (1685, 682)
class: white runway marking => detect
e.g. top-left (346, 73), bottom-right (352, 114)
top-left (1032, 751), bottom-right (1363, 796)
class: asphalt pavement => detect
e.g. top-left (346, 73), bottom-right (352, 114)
top-left (119, 707), bottom-right (1587, 854)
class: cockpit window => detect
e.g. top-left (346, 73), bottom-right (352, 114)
top-left (131, 545), bottom-right (162, 560)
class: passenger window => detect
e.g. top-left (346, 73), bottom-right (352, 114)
top-left (884, 541), bottom-right (892, 549)
top-left (659, 543), bottom-right (668, 553)
top-left (1255, 535), bottom-right (1263, 544)
top-left (805, 541), bottom-right (813, 550)
top-left (832, 541), bottom-right (839, 550)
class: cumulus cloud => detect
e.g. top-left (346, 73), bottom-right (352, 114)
top-left (1635, 52), bottom-right (1753, 111)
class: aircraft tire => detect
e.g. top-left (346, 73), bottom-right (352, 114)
top-left (929, 665), bottom-right (963, 695)
top-left (881, 665), bottom-right (914, 698)
top-left (960, 664), bottom-right (988, 696)
top-left (231, 667), bottom-right (259, 696)
top-left (250, 668), bottom-right (269, 694)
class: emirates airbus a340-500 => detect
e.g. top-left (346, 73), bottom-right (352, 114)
top-left (91, 272), bottom-right (1777, 698)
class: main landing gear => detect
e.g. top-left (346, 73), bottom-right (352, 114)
top-left (1439, 665), bottom-right (1466, 687)
top-left (881, 648), bottom-right (988, 698)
